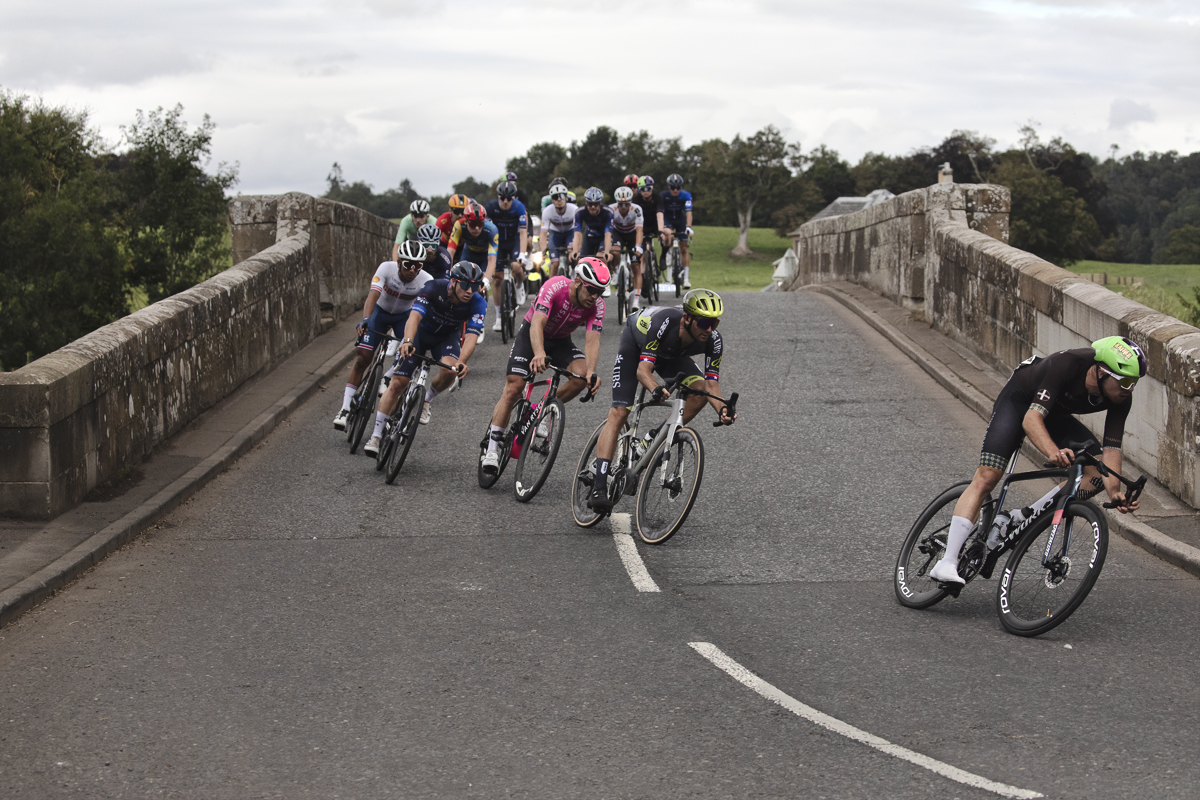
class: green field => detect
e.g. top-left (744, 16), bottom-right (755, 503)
top-left (1065, 260), bottom-right (1200, 323)
top-left (684, 226), bottom-right (793, 292)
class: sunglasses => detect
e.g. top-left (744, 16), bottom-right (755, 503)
top-left (582, 285), bottom-right (604, 297)
top-left (455, 280), bottom-right (482, 292)
top-left (399, 260), bottom-right (423, 270)
top-left (551, 193), bottom-right (567, 200)
top-left (1100, 366), bottom-right (1137, 390)
top-left (466, 220), bottom-right (483, 228)
top-left (690, 316), bottom-right (719, 330)
top-left (586, 202), bottom-right (600, 208)
top-left (617, 202), bottom-right (631, 208)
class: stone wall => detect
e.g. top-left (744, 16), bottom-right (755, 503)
top-left (0, 193), bottom-right (394, 520)
top-left (785, 183), bottom-right (1200, 509)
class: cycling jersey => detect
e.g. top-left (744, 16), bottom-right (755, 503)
top-left (574, 206), bottom-right (614, 239)
top-left (542, 192), bottom-right (577, 209)
top-left (394, 213), bottom-right (426, 245)
top-left (435, 212), bottom-right (458, 246)
top-left (609, 202), bottom-right (644, 234)
top-left (541, 202), bottom-right (579, 235)
top-left (524, 275), bottom-right (605, 338)
top-left (369, 262), bottom-right (434, 315)
top-left (411, 278), bottom-right (488, 339)
top-left (633, 192), bottom-right (662, 235)
top-left (484, 198), bottom-right (528, 256)
top-left (424, 245), bottom-right (453, 281)
top-left (448, 219), bottom-right (500, 259)
top-left (660, 189), bottom-right (693, 231)
top-left (627, 306), bottom-right (721, 378)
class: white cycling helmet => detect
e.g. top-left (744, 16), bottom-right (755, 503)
top-left (397, 239), bottom-right (425, 263)
top-left (410, 199), bottom-right (430, 214)
top-left (549, 184), bottom-right (570, 199)
top-left (613, 186), bottom-right (633, 203)
top-left (417, 222), bottom-right (440, 244)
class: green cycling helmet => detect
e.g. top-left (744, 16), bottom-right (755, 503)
top-left (1092, 336), bottom-right (1146, 386)
top-left (683, 288), bottom-right (724, 319)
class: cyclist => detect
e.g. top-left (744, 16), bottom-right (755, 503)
top-left (928, 336), bottom-right (1146, 585)
top-left (333, 239), bottom-right (433, 431)
top-left (485, 181), bottom-right (530, 324)
top-left (633, 176), bottom-right (663, 297)
top-left (418, 222), bottom-right (453, 281)
top-left (364, 261), bottom-right (488, 456)
top-left (435, 194), bottom-right (471, 247)
top-left (660, 173), bottom-right (694, 289)
top-left (609, 185), bottom-right (645, 310)
top-left (541, 176), bottom-right (576, 210)
top-left (541, 183), bottom-right (579, 278)
top-left (502, 170), bottom-right (535, 240)
top-left (587, 289), bottom-right (736, 511)
top-left (391, 199), bottom-right (431, 261)
top-left (480, 258), bottom-right (608, 474)
top-left (570, 187), bottom-right (615, 295)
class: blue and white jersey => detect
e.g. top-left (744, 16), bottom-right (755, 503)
top-left (660, 189), bottom-right (693, 228)
top-left (484, 198), bottom-right (529, 252)
top-left (412, 278), bottom-right (488, 338)
top-left (574, 206), bottom-right (614, 238)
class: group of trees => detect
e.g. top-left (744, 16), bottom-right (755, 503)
top-left (1, 93), bottom-right (237, 370)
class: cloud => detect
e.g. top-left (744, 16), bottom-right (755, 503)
top-left (1109, 99), bottom-right (1157, 129)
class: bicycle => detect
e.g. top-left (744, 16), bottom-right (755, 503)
top-left (641, 239), bottom-right (660, 303)
top-left (376, 353), bottom-right (460, 484)
top-left (346, 332), bottom-right (397, 455)
top-left (613, 247), bottom-right (636, 325)
top-left (477, 364), bottom-right (595, 501)
top-left (894, 442), bottom-right (1146, 637)
top-left (571, 381), bottom-right (738, 544)
top-left (664, 229), bottom-right (690, 297)
top-left (497, 255), bottom-right (519, 344)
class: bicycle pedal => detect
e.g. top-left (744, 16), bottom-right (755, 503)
top-left (937, 582), bottom-right (964, 598)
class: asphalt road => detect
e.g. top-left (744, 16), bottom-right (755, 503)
top-left (2, 291), bottom-right (1198, 799)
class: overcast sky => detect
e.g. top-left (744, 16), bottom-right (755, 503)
top-left (2, 0), bottom-right (1196, 197)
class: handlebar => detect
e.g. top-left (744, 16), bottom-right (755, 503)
top-left (529, 363), bottom-right (597, 403)
top-left (654, 380), bottom-right (739, 426)
top-left (1041, 444), bottom-right (1147, 508)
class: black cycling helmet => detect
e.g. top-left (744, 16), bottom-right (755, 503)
top-left (549, 176), bottom-right (567, 190)
top-left (505, 171), bottom-right (518, 183)
top-left (497, 181), bottom-right (518, 200)
top-left (666, 173), bottom-right (684, 189)
top-left (449, 261), bottom-right (484, 289)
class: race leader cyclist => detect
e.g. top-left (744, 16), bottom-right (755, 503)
top-left (587, 290), bottom-right (736, 512)
top-left (610, 185), bottom-right (645, 310)
top-left (571, 187), bottom-right (615, 294)
top-left (392, 199), bottom-right (431, 261)
top-left (541, 183), bottom-right (579, 277)
top-left (485, 181), bottom-right (530, 320)
top-left (435, 194), bottom-right (470, 247)
top-left (364, 262), bottom-right (488, 457)
top-left (928, 336), bottom-right (1146, 585)
top-left (418, 222), bottom-right (453, 281)
top-left (333, 240), bottom-right (433, 431)
top-left (660, 173), bottom-right (694, 289)
top-left (480, 258), bottom-right (608, 474)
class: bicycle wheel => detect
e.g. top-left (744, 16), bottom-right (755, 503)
top-left (672, 248), bottom-right (682, 297)
top-left (477, 404), bottom-right (521, 489)
top-left (616, 265), bottom-right (628, 324)
top-left (645, 250), bottom-right (659, 302)
top-left (384, 387), bottom-right (422, 484)
top-left (997, 501), bottom-right (1108, 637)
top-left (375, 414), bottom-right (395, 472)
top-left (635, 427), bottom-right (704, 544)
top-left (571, 421), bottom-right (608, 528)
top-left (500, 280), bottom-right (516, 344)
top-left (348, 358), bottom-right (383, 454)
top-left (514, 398), bottom-right (566, 502)
top-left (893, 483), bottom-right (970, 609)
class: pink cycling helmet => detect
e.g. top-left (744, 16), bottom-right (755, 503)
top-left (575, 257), bottom-right (611, 289)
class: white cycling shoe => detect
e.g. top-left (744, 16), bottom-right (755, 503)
top-left (492, 316), bottom-right (502, 332)
top-left (363, 436), bottom-right (381, 457)
top-left (929, 560), bottom-right (965, 585)
top-left (481, 450), bottom-right (501, 474)
top-left (333, 409), bottom-right (348, 431)
top-left (419, 402), bottom-right (432, 425)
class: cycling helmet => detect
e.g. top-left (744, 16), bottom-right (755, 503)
top-left (417, 222), bottom-right (441, 244)
top-left (448, 194), bottom-right (469, 211)
top-left (450, 260), bottom-right (485, 288)
top-left (637, 175), bottom-right (655, 190)
top-left (683, 288), bottom-right (724, 319)
top-left (623, 173), bottom-right (639, 188)
top-left (666, 173), bottom-right (684, 189)
top-left (1092, 336), bottom-right (1147, 386)
top-left (549, 176), bottom-right (567, 190)
top-left (396, 239), bottom-right (426, 263)
top-left (461, 201), bottom-right (487, 223)
top-left (613, 186), bottom-right (634, 203)
top-left (497, 181), bottom-right (518, 200)
top-left (505, 171), bottom-right (518, 183)
top-left (410, 199), bottom-right (430, 215)
top-left (583, 187), bottom-right (604, 204)
top-left (548, 183), bottom-right (570, 199)
top-left (574, 257), bottom-right (611, 289)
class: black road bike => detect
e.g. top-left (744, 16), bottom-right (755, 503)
top-left (346, 332), bottom-right (396, 455)
top-left (376, 354), bottom-right (459, 484)
top-left (613, 247), bottom-right (637, 325)
top-left (497, 255), bottom-right (519, 344)
top-left (894, 443), bottom-right (1145, 637)
top-left (642, 239), bottom-right (660, 304)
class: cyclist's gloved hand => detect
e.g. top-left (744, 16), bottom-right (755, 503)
top-left (651, 385), bottom-right (670, 404)
top-left (357, 317), bottom-right (369, 335)
top-left (634, 245), bottom-right (643, 256)
top-left (518, 253), bottom-right (528, 266)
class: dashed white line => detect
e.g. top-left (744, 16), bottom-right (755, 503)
top-left (689, 642), bottom-right (1043, 800)
top-left (610, 513), bottom-right (660, 593)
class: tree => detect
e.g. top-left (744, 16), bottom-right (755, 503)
top-left (566, 126), bottom-right (624, 193)
top-left (452, 176), bottom-right (491, 203)
top-left (0, 93), bottom-right (128, 370)
top-left (990, 151), bottom-right (1098, 265)
top-left (117, 105), bottom-right (238, 303)
top-left (802, 145), bottom-right (856, 206)
top-left (506, 141), bottom-right (568, 196)
top-left (1165, 224), bottom-right (1200, 264)
top-left (718, 126), bottom-right (796, 254)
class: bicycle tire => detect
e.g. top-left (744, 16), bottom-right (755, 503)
top-left (477, 403), bottom-right (521, 489)
top-left (645, 249), bottom-right (659, 303)
top-left (893, 483), bottom-right (969, 609)
top-left (634, 427), bottom-right (704, 544)
top-left (616, 264), bottom-right (627, 325)
top-left (384, 387), bottom-right (422, 484)
top-left (348, 357), bottom-right (383, 454)
top-left (997, 500), bottom-right (1108, 637)
top-left (571, 421), bottom-right (608, 528)
top-left (500, 280), bottom-right (516, 344)
top-left (514, 398), bottom-right (566, 503)
top-left (375, 414), bottom-right (395, 471)
top-left (672, 247), bottom-right (682, 298)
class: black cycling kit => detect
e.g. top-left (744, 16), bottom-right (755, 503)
top-left (610, 306), bottom-right (723, 409)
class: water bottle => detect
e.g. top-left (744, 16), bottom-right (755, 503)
top-left (632, 431), bottom-right (654, 462)
top-left (986, 512), bottom-right (1011, 550)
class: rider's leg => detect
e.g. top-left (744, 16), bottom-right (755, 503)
top-left (930, 465), bottom-right (1003, 582)
top-left (680, 379), bottom-right (714, 424)
top-left (371, 374), bottom-right (411, 438)
top-left (428, 356), bottom-right (459, 400)
top-left (680, 239), bottom-right (691, 286)
top-left (593, 405), bottom-right (631, 491)
top-left (488, 375), bottom-right (526, 452)
top-left (556, 356), bottom-right (591, 401)
top-left (342, 348), bottom-right (373, 411)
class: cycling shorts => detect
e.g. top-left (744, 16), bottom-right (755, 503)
top-left (979, 381), bottom-right (1101, 470)
top-left (357, 307), bottom-right (410, 353)
top-left (393, 327), bottom-right (462, 379)
top-left (459, 247), bottom-right (489, 270)
top-left (610, 323), bottom-right (704, 409)
top-left (580, 231), bottom-right (607, 258)
top-left (546, 229), bottom-right (572, 259)
top-left (613, 230), bottom-right (639, 256)
top-left (506, 321), bottom-right (584, 379)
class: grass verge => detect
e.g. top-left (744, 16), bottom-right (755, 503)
top-left (1065, 260), bottom-right (1200, 325)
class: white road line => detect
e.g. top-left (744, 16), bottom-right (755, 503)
top-left (610, 513), bottom-right (660, 593)
top-left (689, 642), bottom-right (1043, 800)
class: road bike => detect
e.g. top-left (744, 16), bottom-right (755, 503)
top-left (376, 353), bottom-right (460, 484)
top-left (665, 228), bottom-right (691, 297)
top-left (346, 332), bottom-right (397, 455)
top-left (613, 247), bottom-right (637, 325)
top-left (477, 364), bottom-right (595, 501)
top-left (641, 239), bottom-right (660, 303)
top-left (571, 380), bottom-right (738, 544)
top-left (894, 443), bottom-right (1145, 637)
top-left (497, 255), bottom-right (520, 344)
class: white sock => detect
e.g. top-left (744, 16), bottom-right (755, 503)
top-left (383, 365), bottom-right (396, 380)
top-left (425, 385), bottom-right (440, 404)
top-left (682, 267), bottom-right (690, 281)
top-left (341, 384), bottom-right (356, 411)
top-left (941, 516), bottom-right (975, 565)
top-left (486, 424), bottom-right (504, 454)
top-left (371, 411), bottom-right (387, 439)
